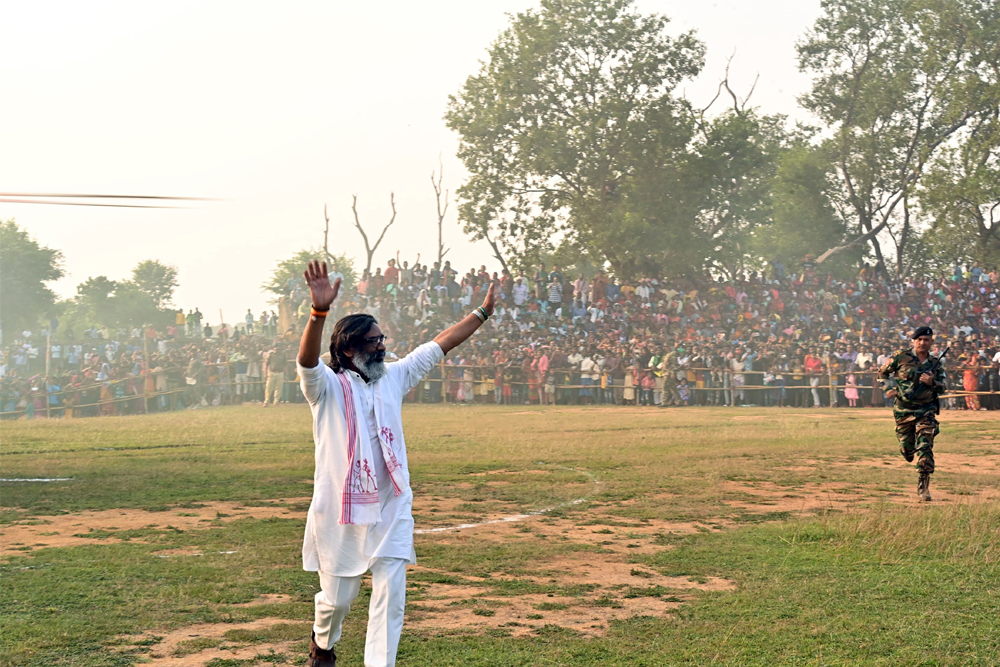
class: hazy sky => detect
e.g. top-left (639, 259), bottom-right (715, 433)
top-left (1, 0), bottom-right (822, 324)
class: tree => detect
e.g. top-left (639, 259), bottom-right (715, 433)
top-left (431, 156), bottom-right (451, 267)
top-left (918, 111), bottom-right (1000, 268)
top-left (73, 275), bottom-right (173, 330)
top-left (749, 144), bottom-right (860, 276)
top-left (131, 260), bottom-right (179, 307)
top-left (351, 193), bottom-right (397, 275)
top-left (690, 104), bottom-right (788, 278)
top-left (0, 220), bottom-right (64, 335)
top-left (75, 276), bottom-right (119, 326)
top-left (797, 0), bottom-right (999, 274)
top-left (445, 0), bottom-right (704, 279)
top-left (262, 248), bottom-right (356, 301)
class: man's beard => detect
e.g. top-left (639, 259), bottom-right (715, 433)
top-left (354, 348), bottom-right (387, 382)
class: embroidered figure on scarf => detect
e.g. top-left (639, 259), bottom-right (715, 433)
top-left (379, 426), bottom-right (404, 494)
top-left (362, 458), bottom-right (377, 492)
top-left (349, 459), bottom-right (365, 493)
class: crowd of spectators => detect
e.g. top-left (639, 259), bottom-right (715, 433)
top-left (3, 256), bottom-right (999, 418)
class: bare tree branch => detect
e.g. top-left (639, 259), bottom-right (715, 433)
top-left (432, 155), bottom-right (450, 266)
top-left (484, 230), bottom-right (509, 274)
top-left (351, 193), bottom-right (397, 275)
top-left (323, 204), bottom-right (331, 263)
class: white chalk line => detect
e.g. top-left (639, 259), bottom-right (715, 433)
top-left (414, 465), bottom-right (600, 535)
top-left (0, 478), bottom-right (73, 483)
top-left (155, 551), bottom-right (238, 558)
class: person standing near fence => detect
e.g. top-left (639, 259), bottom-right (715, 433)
top-left (262, 344), bottom-right (285, 407)
top-left (295, 260), bottom-right (495, 667)
top-left (804, 346), bottom-right (825, 407)
top-left (879, 327), bottom-right (948, 502)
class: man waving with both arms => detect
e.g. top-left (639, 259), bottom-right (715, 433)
top-left (296, 260), bottom-right (496, 667)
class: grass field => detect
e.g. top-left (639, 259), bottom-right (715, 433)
top-left (2, 405), bottom-right (999, 666)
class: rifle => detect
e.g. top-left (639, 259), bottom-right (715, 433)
top-left (905, 346), bottom-right (949, 412)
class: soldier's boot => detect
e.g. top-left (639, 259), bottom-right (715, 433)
top-left (917, 473), bottom-right (932, 502)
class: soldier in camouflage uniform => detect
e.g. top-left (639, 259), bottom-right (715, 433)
top-left (661, 347), bottom-right (681, 407)
top-left (878, 326), bottom-right (948, 501)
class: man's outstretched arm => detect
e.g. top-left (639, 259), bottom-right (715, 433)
top-left (297, 260), bottom-right (341, 369)
top-left (433, 283), bottom-right (497, 355)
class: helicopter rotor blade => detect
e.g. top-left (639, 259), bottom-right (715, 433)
top-left (0, 198), bottom-right (182, 209)
top-left (0, 192), bottom-right (216, 201)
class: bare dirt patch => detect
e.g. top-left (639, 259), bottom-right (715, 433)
top-left (117, 617), bottom-right (307, 666)
top-left (409, 511), bottom-right (734, 637)
top-left (721, 480), bottom-right (882, 513)
top-left (722, 473), bottom-right (1000, 509)
top-left (1, 498), bottom-right (310, 557)
top-left (407, 552), bottom-right (733, 638)
top-left (409, 588), bottom-right (682, 638)
top-left (843, 452), bottom-right (1000, 471)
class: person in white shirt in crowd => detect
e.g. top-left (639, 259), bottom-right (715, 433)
top-left (512, 276), bottom-right (529, 307)
top-left (296, 260), bottom-right (496, 667)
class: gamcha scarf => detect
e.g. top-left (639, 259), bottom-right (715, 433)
top-left (335, 372), bottom-right (405, 525)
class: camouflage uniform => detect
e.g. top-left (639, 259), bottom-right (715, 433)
top-left (661, 351), bottom-right (681, 406)
top-left (880, 349), bottom-right (947, 475)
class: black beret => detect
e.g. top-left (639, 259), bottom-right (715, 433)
top-left (911, 326), bottom-right (934, 339)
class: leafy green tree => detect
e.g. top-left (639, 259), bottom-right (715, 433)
top-left (262, 248), bottom-right (356, 301)
top-left (445, 0), bottom-right (704, 277)
top-left (690, 108), bottom-right (788, 278)
top-left (0, 220), bottom-right (64, 335)
top-left (131, 260), bottom-right (179, 308)
top-left (73, 272), bottom-right (175, 331)
top-left (917, 111), bottom-right (1000, 268)
top-left (798, 0), bottom-right (999, 274)
top-left (74, 276), bottom-right (119, 327)
top-left (749, 144), bottom-right (860, 277)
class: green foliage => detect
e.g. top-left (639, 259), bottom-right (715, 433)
top-left (70, 263), bottom-right (177, 331)
top-left (130, 259), bottom-right (179, 307)
top-left (797, 0), bottom-right (1000, 273)
top-left (917, 112), bottom-right (1000, 269)
top-left (261, 248), bottom-right (356, 302)
top-left (445, 0), bottom-right (705, 277)
top-left (689, 110), bottom-right (788, 278)
top-left (749, 143), bottom-right (860, 277)
top-left (0, 220), bottom-right (64, 334)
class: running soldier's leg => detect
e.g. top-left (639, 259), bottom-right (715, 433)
top-left (314, 571), bottom-right (362, 649)
top-left (914, 412), bottom-right (939, 474)
top-left (894, 412), bottom-right (917, 463)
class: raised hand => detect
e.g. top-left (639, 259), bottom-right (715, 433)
top-left (481, 281), bottom-right (498, 316)
top-left (303, 260), bottom-right (341, 311)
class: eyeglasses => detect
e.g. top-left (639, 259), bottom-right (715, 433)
top-left (362, 335), bottom-right (387, 346)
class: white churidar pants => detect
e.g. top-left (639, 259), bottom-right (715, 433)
top-left (314, 557), bottom-right (407, 667)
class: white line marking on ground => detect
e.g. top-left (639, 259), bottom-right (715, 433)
top-left (414, 465), bottom-right (601, 535)
top-left (155, 551), bottom-right (238, 558)
top-left (0, 478), bottom-right (73, 482)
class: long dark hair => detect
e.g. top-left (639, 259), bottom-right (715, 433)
top-left (329, 313), bottom-right (377, 373)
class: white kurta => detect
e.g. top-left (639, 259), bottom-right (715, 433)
top-left (298, 341), bottom-right (444, 577)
